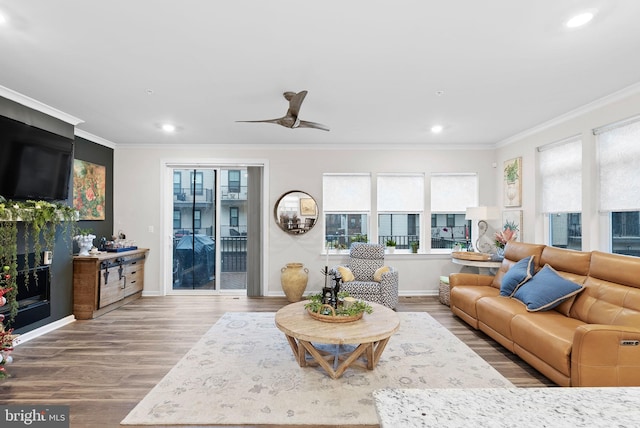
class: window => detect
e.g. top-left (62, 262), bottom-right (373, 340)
top-left (173, 209), bottom-right (181, 229)
top-left (173, 171), bottom-right (182, 195)
top-left (228, 170), bottom-right (241, 193)
top-left (538, 137), bottom-right (582, 250)
top-left (229, 206), bottom-right (239, 228)
top-left (377, 174), bottom-right (423, 250)
top-left (190, 171), bottom-right (204, 195)
top-left (194, 209), bottom-right (202, 230)
top-left (596, 117), bottom-right (640, 256)
top-left (430, 174), bottom-right (477, 250)
top-left (323, 174), bottom-right (371, 249)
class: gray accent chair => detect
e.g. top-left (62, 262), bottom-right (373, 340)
top-left (330, 242), bottom-right (399, 309)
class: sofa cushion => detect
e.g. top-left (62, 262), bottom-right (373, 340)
top-left (477, 296), bottom-right (529, 352)
top-left (499, 255), bottom-right (535, 297)
top-left (511, 312), bottom-right (586, 378)
top-left (373, 266), bottom-right (390, 282)
top-left (513, 264), bottom-right (584, 311)
top-left (337, 266), bottom-right (355, 282)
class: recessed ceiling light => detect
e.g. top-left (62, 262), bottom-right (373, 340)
top-left (161, 123), bottom-right (176, 133)
top-left (565, 12), bottom-right (595, 28)
top-left (431, 125), bottom-right (443, 133)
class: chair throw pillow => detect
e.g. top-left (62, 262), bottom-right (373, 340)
top-left (337, 266), bottom-right (355, 282)
top-left (373, 266), bottom-right (390, 282)
top-left (499, 255), bottom-right (535, 297)
top-left (512, 264), bottom-right (584, 312)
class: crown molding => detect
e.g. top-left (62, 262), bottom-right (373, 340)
top-left (0, 85), bottom-right (83, 126)
top-left (74, 129), bottom-right (117, 149)
top-left (496, 81), bottom-right (640, 148)
top-left (116, 142), bottom-right (496, 151)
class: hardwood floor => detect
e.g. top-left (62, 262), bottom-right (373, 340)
top-left (0, 296), bottom-right (553, 427)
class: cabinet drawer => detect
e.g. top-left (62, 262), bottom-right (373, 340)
top-left (124, 265), bottom-right (144, 296)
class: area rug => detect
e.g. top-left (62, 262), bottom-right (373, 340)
top-left (121, 311), bottom-right (513, 426)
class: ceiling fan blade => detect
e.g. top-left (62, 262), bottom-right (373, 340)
top-left (297, 120), bottom-right (330, 131)
top-left (235, 118), bottom-right (280, 124)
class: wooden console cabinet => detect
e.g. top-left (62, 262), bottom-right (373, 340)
top-left (73, 248), bottom-right (149, 320)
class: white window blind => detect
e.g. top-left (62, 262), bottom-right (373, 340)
top-left (430, 173), bottom-right (478, 213)
top-left (323, 174), bottom-right (371, 212)
top-left (377, 173), bottom-right (424, 212)
top-left (597, 119), bottom-right (640, 212)
top-left (538, 137), bottom-right (582, 213)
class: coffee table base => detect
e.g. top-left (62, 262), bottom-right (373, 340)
top-left (284, 334), bottom-right (392, 379)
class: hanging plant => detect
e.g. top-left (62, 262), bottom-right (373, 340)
top-left (0, 196), bottom-right (77, 325)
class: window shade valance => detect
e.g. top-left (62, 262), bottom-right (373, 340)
top-left (538, 137), bottom-right (582, 213)
top-left (598, 118), bottom-right (640, 212)
top-left (322, 173), bottom-right (371, 212)
top-left (377, 173), bottom-right (424, 212)
top-left (430, 173), bottom-right (478, 213)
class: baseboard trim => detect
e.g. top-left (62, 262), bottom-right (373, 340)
top-left (14, 315), bottom-right (76, 346)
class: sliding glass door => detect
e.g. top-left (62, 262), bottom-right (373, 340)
top-left (172, 168), bottom-right (217, 290)
top-left (170, 167), bottom-right (249, 292)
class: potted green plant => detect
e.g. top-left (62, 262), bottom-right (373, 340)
top-left (410, 240), bottom-right (419, 253)
top-left (350, 233), bottom-right (368, 243)
top-left (385, 239), bottom-right (397, 253)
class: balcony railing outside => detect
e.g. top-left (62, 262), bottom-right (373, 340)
top-left (173, 187), bottom-right (214, 203)
top-left (221, 185), bottom-right (248, 201)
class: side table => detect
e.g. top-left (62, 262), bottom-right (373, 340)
top-left (451, 257), bottom-right (502, 275)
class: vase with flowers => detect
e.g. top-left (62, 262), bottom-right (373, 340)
top-left (494, 220), bottom-right (518, 256)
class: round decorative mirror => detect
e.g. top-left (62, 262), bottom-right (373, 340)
top-left (274, 190), bottom-right (318, 235)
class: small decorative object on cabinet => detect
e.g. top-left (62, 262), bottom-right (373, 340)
top-left (73, 248), bottom-right (149, 319)
top-left (74, 232), bottom-right (96, 256)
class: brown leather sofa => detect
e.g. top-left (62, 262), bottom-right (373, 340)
top-left (450, 241), bottom-right (640, 387)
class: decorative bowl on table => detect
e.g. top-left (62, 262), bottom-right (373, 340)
top-left (451, 251), bottom-right (492, 261)
top-left (304, 292), bottom-right (373, 323)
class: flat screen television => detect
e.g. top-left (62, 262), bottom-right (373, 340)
top-left (0, 114), bottom-right (74, 201)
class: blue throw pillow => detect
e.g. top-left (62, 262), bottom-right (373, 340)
top-left (513, 264), bottom-right (584, 312)
top-left (499, 256), bottom-right (535, 297)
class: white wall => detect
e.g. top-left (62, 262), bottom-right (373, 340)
top-left (114, 146), bottom-right (497, 297)
top-left (494, 86), bottom-right (640, 252)
top-left (113, 85), bottom-right (640, 298)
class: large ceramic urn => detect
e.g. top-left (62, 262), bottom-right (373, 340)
top-left (280, 262), bottom-right (309, 302)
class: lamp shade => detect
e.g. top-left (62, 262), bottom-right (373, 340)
top-left (465, 206), bottom-right (499, 220)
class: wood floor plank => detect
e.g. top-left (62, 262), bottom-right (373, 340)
top-left (0, 296), bottom-right (553, 427)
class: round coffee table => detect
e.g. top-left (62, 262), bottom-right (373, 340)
top-left (275, 300), bottom-right (400, 379)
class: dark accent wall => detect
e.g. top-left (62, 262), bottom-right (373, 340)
top-left (73, 136), bottom-right (114, 246)
top-left (1, 96), bottom-right (114, 333)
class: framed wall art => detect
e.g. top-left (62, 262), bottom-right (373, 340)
top-left (502, 210), bottom-right (523, 242)
top-left (503, 157), bottom-right (522, 207)
top-left (299, 197), bottom-right (317, 216)
top-left (73, 159), bottom-right (106, 220)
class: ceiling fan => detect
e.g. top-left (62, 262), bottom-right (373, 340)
top-left (236, 90), bottom-right (330, 131)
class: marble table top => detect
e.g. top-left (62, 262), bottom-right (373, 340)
top-left (374, 387), bottom-right (640, 427)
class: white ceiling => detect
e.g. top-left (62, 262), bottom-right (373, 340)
top-left (1, 0), bottom-right (640, 148)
